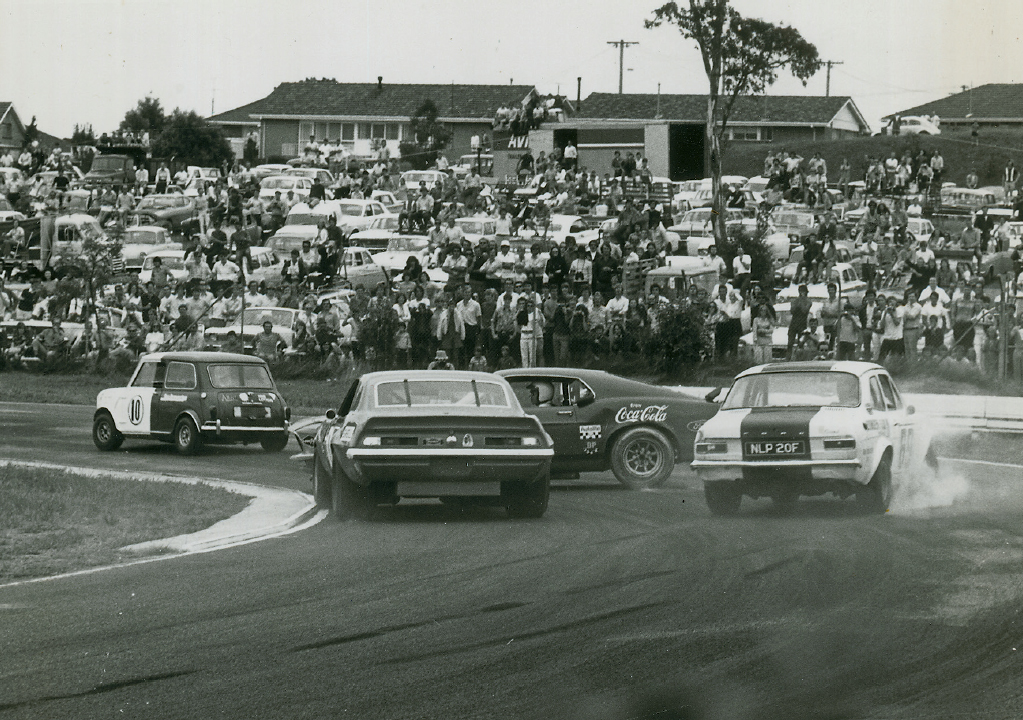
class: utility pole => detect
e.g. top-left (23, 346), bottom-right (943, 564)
top-left (823, 60), bottom-right (844, 97)
top-left (607, 40), bottom-right (638, 94)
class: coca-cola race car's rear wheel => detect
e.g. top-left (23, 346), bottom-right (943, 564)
top-left (611, 427), bottom-right (675, 489)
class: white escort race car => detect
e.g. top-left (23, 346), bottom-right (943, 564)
top-left (692, 361), bottom-right (916, 515)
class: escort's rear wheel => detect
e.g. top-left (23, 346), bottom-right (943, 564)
top-left (92, 412), bottom-right (123, 451)
top-left (173, 417), bottom-right (201, 455)
top-left (611, 427), bottom-right (675, 489)
top-left (504, 472), bottom-right (551, 519)
top-left (260, 432), bottom-right (289, 453)
top-left (312, 459), bottom-right (330, 508)
top-left (704, 482), bottom-right (742, 516)
top-left (330, 467), bottom-right (370, 521)
top-left (858, 457), bottom-right (893, 514)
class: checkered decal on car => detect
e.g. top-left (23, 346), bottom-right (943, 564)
top-left (579, 425), bottom-right (602, 440)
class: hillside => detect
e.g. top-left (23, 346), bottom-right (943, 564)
top-left (723, 128), bottom-right (1023, 188)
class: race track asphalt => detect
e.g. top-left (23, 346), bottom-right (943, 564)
top-left (3, 401), bottom-right (1023, 719)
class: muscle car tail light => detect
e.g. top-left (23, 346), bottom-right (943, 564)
top-left (696, 441), bottom-right (728, 454)
top-left (382, 437), bottom-right (418, 446)
top-left (823, 438), bottom-right (856, 449)
top-left (485, 436), bottom-right (523, 447)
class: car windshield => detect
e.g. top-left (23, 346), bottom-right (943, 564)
top-left (91, 156), bottom-right (127, 172)
top-left (375, 379), bottom-right (509, 407)
top-left (683, 211), bottom-right (711, 224)
top-left (144, 255), bottom-right (184, 270)
top-left (261, 177), bottom-right (303, 190)
top-left (285, 213), bottom-right (327, 226)
top-left (722, 371), bottom-right (861, 409)
top-left (207, 364), bottom-right (274, 389)
top-left (372, 217), bottom-right (400, 230)
top-left (137, 197), bottom-right (184, 210)
top-left (773, 213), bottom-right (812, 227)
top-left (124, 230), bottom-right (164, 245)
top-left (236, 308), bottom-right (294, 327)
top-left (387, 237), bottom-right (428, 252)
top-left (338, 203), bottom-right (366, 216)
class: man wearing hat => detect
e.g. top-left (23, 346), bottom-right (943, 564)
top-left (427, 350), bottom-right (454, 371)
top-left (253, 315), bottom-right (286, 364)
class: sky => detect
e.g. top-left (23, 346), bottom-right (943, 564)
top-left (2, 0), bottom-right (1022, 138)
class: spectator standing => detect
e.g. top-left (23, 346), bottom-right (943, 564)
top-left (878, 296), bottom-right (905, 361)
top-left (834, 302), bottom-right (862, 361)
top-left (731, 246), bottom-right (751, 294)
top-left (455, 285), bottom-right (482, 369)
top-left (516, 296), bottom-right (545, 368)
top-left (902, 290), bottom-right (924, 358)
top-left (712, 284), bottom-right (744, 361)
top-left (787, 284), bottom-right (812, 360)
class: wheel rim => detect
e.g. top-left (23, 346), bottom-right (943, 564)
top-left (178, 424), bottom-right (192, 446)
top-left (97, 421), bottom-right (111, 443)
top-left (624, 437), bottom-right (663, 477)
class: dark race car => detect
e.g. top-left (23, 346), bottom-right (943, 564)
top-left (309, 371), bottom-right (554, 520)
top-left (497, 368), bottom-right (719, 489)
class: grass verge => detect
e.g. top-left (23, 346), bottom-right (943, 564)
top-left (0, 465), bottom-right (249, 581)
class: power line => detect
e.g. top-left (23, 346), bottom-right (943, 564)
top-left (607, 40), bottom-right (639, 94)
top-left (822, 60), bottom-right (844, 97)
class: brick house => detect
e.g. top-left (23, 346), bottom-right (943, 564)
top-left (883, 83), bottom-right (1023, 131)
top-left (208, 78), bottom-right (539, 161)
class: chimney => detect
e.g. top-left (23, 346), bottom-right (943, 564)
top-left (577, 77), bottom-right (582, 104)
top-left (377, 76), bottom-right (383, 91)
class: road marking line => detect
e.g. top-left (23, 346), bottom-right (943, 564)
top-left (941, 458), bottom-right (1023, 470)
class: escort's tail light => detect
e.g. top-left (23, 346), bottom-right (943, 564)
top-left (823, 438), bottom-right (856, 450)
top-left (695, 441), bottom-right (728, 454)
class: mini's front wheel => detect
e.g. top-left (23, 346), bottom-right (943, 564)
top-left (92, 412), bottom-right (123, 451)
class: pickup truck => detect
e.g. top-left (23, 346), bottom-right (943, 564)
top-left (83, 154), bottom-right (136, 189)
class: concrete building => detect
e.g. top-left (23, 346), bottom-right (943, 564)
top-left (208, 78), bottom-right (539, 161)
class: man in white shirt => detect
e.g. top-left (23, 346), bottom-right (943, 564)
top-left (713, 284), bottom-right (744, 360)
top-left (706, 245), bottom-right (727, 285)
top-left (211, 252), bottom-right (240, 294)
top-left (732, 246), bottom-right (752, 294)
top-left (605, 285), bottom-right (630, 317)
top-left (918, 276), bottom-right (950, 306)
top-left (455, 284), bottom-right (483, 366)
top-left (243, 280), bottom-right (268, 308)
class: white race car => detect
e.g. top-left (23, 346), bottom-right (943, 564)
top-left (692, 361), bottom-right (916, 515)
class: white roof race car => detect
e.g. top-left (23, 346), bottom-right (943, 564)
top-left (692, 361), bottom-right (916, 515)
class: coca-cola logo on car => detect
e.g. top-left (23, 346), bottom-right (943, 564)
top-left (615, 405), bottom-right (668, 424)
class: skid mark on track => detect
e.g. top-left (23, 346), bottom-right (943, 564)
top-left (562, 569), bottom-right (677, 595)
top-left (0, 670), bottom-right (197, 712)
top-left (379, 602), bottom-right (664, 664)
top-left (292, 600), bottom-right (535, 652)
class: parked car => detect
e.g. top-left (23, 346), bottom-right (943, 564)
top-left (138, 249), bottom-right (189, 285)
top-left (0, 197), bottom-right (26, 223)
top-left (244, 246), bottom-right (286, 287)
top-left (369, 190), bottom-right (403, 214)
top-left (120, 225), bottom-right (182, 273)
top-left (335, 246), bottom-right (390, 289)
top-left (306, 370), bottom-right (554, 520)
top-left (770, 207), bottom-right (819, 245)
top-left (335, 199), bottom-right (393, 234)
top-left (496, 368), bottom-right (719, 489)
top-left (259, 175), bottom-right (313, 203)
top-left (51, 214), bottom-right (106, 260)
top-left (92, 351), bottom-right (291, 455)
top-left (670, 208), bottom-right (748, 242)
top-left (693, 361), bottom-right (916, 514)
top-left (776, 263), bottom-right (867, 305)
top-left (372, 235), bottom-right (433, 275)
top-left (286, 167), bottom-right (335, 187)
top-left (887, 115), bottom-right (941, 136)
top-left (251, 164), bottom-right (293, 180)
top-left (399, 170), bottom-right (447, 192)
top-left (130, 194), bottom-right (199, 234)
top-left (204, 307), bottom-right (303, 353)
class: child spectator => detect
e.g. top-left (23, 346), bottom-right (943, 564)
top-left (922, 314), bottom-right (945, 357)
top-left (497, 345), bottom-right (517, 370)
top-left (467, 345), bottom-right (489, 372)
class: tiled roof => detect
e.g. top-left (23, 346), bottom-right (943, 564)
top-left (211, 80), bottom-right (536, 122)
top-left (577, 92), bottom-right (858, 126)
top-left (207, 98), bottom-right (265, 124)
top-left (883, 84), bottom-right (1023, 121)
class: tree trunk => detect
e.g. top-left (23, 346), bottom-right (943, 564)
top-left (706, 94), bottom-right (727, 261)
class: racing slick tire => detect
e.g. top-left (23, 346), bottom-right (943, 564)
top-left (173, 416), bottom-right (202, 455)
top-left (330, 467), bottom-right (370, 521)
top-left (503, 472), bottom-right (551, 519)
top-left (704, 482), bottom-right (742, 516)
top-left (260, 432), bottom-right (289, 453)
top-left (857, 456), bottom-right (893, 515)
top-left (92, 412), bottom-right (124, 451)
top-left (312, 459), bottom-right (331, 509)
top-left (610, 427), bottom-right (675, 489)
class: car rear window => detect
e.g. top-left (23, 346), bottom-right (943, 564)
top-left (375, 380), bottom-right (509, 408)
top-left (723, 371), bottom-right (860, 409)
top-left (208, 364), bottom-right (274, 389)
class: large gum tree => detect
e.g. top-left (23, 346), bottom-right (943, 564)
top-left (647, 1), bottom-right (821, 250)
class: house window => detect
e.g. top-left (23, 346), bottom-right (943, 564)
top-left (385, 124), bottom-right (399, 141)
top-left (761, 127), bottom-right (773, 142)
top-left (728, 127), bottom-right (760, 141)
top-left (401, 124), bottom-right (412, 141)
top-left (341, 123), bottom-right (355, 141)
top-left (299, 122), bottom-right (314, 142)
top-left (314, 123), bottom-right (329, 141)
top-left (327, 123), bottom-right (341, 142)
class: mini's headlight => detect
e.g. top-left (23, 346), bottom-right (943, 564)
top-left (362, 436), bottom-right (381, 446)
top-left (522, 437), bottom-right (539, 446)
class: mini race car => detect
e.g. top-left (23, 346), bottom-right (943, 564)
top-left (93, 352), bottom-right (291, 455)
top-left (309, 371), bottom-right (554, 520)
top-left (692, 361), bottom-right (916, 515)
top-left (496, 368), bottom-right (719, 489)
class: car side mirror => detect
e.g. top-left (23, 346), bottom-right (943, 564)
top-left (325, 409), bottom-right (336, 420)
top-left (705, 387), bottom-right (723, 403)
top-left (906, 405), bottom-right (915, 416)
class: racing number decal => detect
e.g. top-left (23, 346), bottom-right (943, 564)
top-left (128, 396), bottom-right (144, 426)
